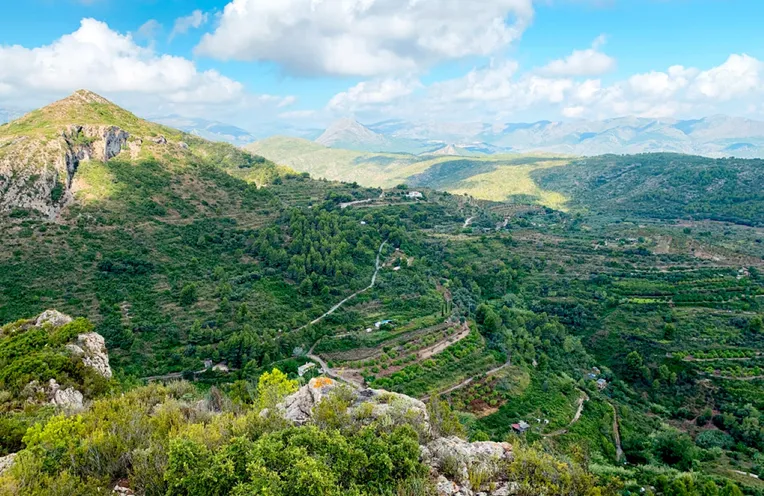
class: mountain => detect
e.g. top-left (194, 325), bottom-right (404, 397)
top-left (252, 134), bottom-right (764, 224)
top-left (314, 115), bottom-right (764, 158)
top-left (0, 90), bottom-right (284, 218)
top-left (151, 115), bottom-right (256, 146)
top-left (246, 135), bottom-right (431, 186)
top-left (316, 117), bottom-right (443, 154)
top-left (316, 117), bottom-right (388, 149)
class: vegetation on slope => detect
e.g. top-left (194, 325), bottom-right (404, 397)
top-left (534, 153), bottom-right (764, 226)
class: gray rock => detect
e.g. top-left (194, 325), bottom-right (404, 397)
top-left (277, 377), bottom-right (339, 425)
top-left (437, 475), bottom-right (460, 496)
top-left (69, 332), bottom-right (113, 379)
top-left (35, 310), bottom-right (73, 328)
top-left (0, 453), bottom-right (16, 476)
top-left (112, 483), bottom-right (134, 495)
top-left (153, 136), bottom-right (167, 145)
top-left (426, 437), bottom-right (512, 486)
top-left (275, 378), bottom-right (429, 429)
top-left (102, 126), bottom-right (129, 160)
top-left (48, 379), bottom-right (84, 410)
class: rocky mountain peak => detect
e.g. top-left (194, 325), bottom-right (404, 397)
top-left (316, 117), bottom-right (387, 148)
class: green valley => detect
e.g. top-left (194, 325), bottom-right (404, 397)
top-left (0, 93), bottom-right (763, 496)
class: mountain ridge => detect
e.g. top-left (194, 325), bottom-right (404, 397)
top-left (315, 114), bottom-right (764, 158)
top-left (0, 90), bottom-right (284, 218)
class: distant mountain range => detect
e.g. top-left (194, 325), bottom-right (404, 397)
top-left (151, 115), bottom-right (257, 146)
top-left (5, 103), bottom-right (764, 157)
top-left (313, 115), bottom-right (764, 158)
top-left (0, 108), bottom-right (24, 125)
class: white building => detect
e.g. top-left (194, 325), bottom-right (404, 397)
top-left (298, 363), bottom-right (317, 377)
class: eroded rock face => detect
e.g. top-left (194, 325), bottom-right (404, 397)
top-left (66, 332), bottom-right (113, 379)
top-left (48, 378), bottom-right (84, 410)
top-left (0, 124), bottom-right (130, 218)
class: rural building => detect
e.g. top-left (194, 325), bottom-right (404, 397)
top-left (511, 421), bottom-right (530, 433)
top-left (298, 363), bottom-right (316, 377)
top-left (406, 191), bottom-right (423, 199)
top-left (597, 378), bottom-right (608, 390)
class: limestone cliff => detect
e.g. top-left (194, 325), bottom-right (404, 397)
top-left (0, 90), bottom-right (282, 219)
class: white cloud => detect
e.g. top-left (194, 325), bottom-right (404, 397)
top-left (540, 34), bottom-right (616, 77)
top-left (564, 54), bottom-right (763, 119)
top-left (170, 10), bottom-right (209, 40)
top-left (0, 19), bottom-right (241, 105)
top-left (689, 54), bottom-right (762, 101)
top-left (195, 0), bottom-right (534, 76)
top-left (430, 61), bottom-right (573, 108)
top-left (328, 78), bottom-right (421, 111)
top-left (0, 18), bottom-right (296, 123)
top-left (332, 52), bottom-right (764, 122)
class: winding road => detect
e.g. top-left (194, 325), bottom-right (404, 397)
top-left (297, 240), bottom-right (388, 333)
top-left (420, 360), bottom-right (513, 402)
top-left (304, 239), bottom-right (390, 388)
top-left (543, 390), bottom-right (589, 437)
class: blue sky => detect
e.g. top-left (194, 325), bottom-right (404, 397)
top-left (1, 0), bottom-right (763, 130)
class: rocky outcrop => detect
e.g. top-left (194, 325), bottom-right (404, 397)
top-left (35, 309), bottom-right (73, 328)
top-left (275, 377), bottom-right (428, 428)
top-left (21, 378), bottom-right (84, 411)
top-left (67, 332), bottom-right (112, 379)
top-left (274, 377), bottom-right (514, 495)
top-left (0, 453), bottom-right (16, 476)
top-left (0, 123), bottom-right (131, 218)
top-left (423, 436), bottom-right (513, 493)
top-left (48, 379), bottom-right (84, 410)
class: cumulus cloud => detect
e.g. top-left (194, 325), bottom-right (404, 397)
top-left (328, 78), bottom-right (421, 111)
top-left (430, 60), bottom-right (573, 108)
top-left (195, 0), bottom-right (534, 76)
top-left (328, 52), bottom-right (764, 122)
top-left (0, 19), bottom-right (241, 105)
top-left (170, 10), bottom-right (209, 40)
top-left (0, 18), bottom-right (295, 120)
top-left (689, 54), bottom-right (762, 101)
top-left (540, 35), bottom-right (616, 77)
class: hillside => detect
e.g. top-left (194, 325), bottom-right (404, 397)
top-left (534, 153), bottom-right (764, 225)
top-left (252, 137), bottom-right (764, 225)
top-left (0, 90), bottom-right (285, 218)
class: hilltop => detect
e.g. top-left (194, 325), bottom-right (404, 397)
top-left (0, 90), bottom-right (285, 218)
